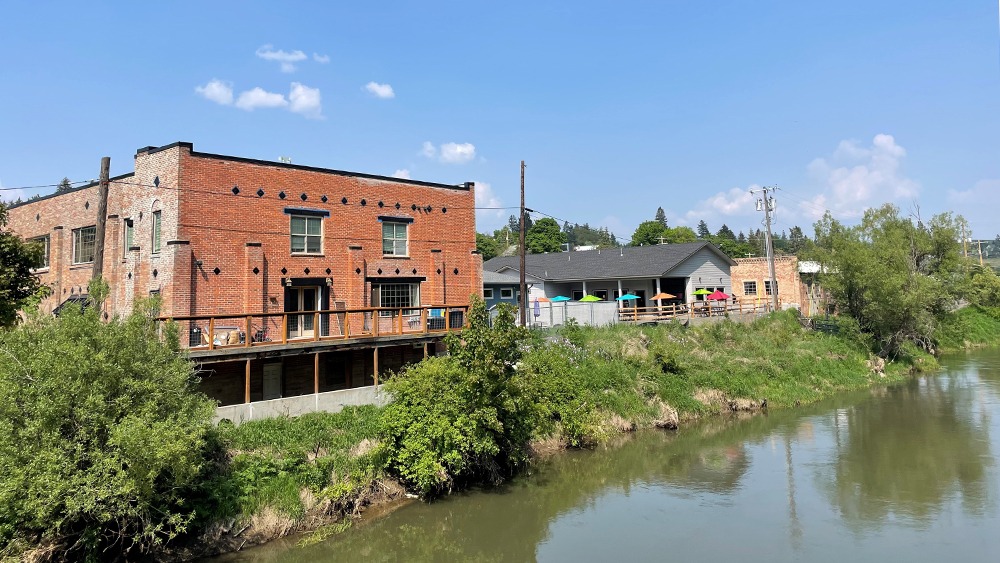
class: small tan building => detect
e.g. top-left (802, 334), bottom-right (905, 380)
top-left (731, 256), bottom-right (820, 316)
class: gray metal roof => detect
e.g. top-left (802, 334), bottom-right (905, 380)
top-left (482, 241), bottom-right (734, 281)
top-left (482, 270), bottom-right (522, 285)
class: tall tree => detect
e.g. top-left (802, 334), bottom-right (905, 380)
top-left (476, 233), bottom-right (500, 261)
top-left (55, 177), bottom-right (73, 193)
top-left (630, 220), bottom-right (668, 246)
top-left (697, 220), bottom-right (711, 239)
top-left (525, 218), bottom-right (566, 254)
top-left (0, 202), bottom-right (44, 327)
top-left (716, 224), bottom-right (737, 241)
top-left (654, 207), bottom-right (668, 227)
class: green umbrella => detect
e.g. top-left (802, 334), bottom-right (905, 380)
top-left (692, 289), bottom-right (712, 295)
top-left (580, 294), bottom-right (602, 302)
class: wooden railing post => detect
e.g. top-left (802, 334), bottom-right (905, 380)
top-left (245, 315), bottom-right (252, 347)
top-left (208, 317), bottom-right (215, 350)
top-left (421, 308), bottom-right (428, 334)
top-left (445, 308), bottom-right (451, 331)
top-left (314, 312), bottom-right (320, 341)
top-left (343, 311), bottom-right (350, 339)
top-left (281, 314), bottom-right (288, 344)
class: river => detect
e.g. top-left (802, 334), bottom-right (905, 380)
top-left (214, 349), bottom-right (1000, 562)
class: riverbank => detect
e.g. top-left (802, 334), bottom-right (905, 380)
top-left (173, 307), bottom-right (997, 560)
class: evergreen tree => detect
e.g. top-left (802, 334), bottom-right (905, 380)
top-left (654, 207), bottom-right (668, 227)
top-left (738, 231), bottom-right (747, 244)
top-left (525, 218), bottom-right (566, 253)
top-left (55, 177), bottom-right (73, 193)
top-left (697, 220), bottom-right (711, 239)
top-left (476, 233), bottom-right (500, 261)
top-left (716, 224), bottom-right (737, 241)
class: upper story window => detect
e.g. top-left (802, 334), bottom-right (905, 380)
top-left (290, 215), bottom-right (323, 254)
top-left (29, 235), bottom-right (50, 269)
top-left (151, 210), bottom-right (162, 253)
top-left (483, 288), bottom-right (494, 300)
top-left (382, 222), bottom-right (408, 256)
top-left (73, 226), bottom-right (96, 265)
top-left (124, 218), bottom-right (134, 253)
top-left (743, 281), bottom-right (757, 296)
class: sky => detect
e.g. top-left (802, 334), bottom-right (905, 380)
top-left (1, 1), bottom-right (998, 242)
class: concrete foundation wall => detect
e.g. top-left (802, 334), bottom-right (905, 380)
top-left (214, 385), bottom-right (388, 425)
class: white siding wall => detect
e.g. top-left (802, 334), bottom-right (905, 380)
top-left (667, 248), bottom-right (733, 302)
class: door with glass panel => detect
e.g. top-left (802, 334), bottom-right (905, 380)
top-left (287, 287), bottom-right (318, 338)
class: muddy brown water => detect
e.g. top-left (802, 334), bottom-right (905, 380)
top-left (211, 349), bottom-right (1000, 562)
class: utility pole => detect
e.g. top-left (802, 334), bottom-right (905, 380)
top-left (752, 186), bottom-right (780, 311)
top-left (519, 160), bottom-right (527, 327)
top-left (961, 224), bottom-right (968, 258)
top-left (978, 240), bottom-right (984, 266)
top-left (92, 156), bottom-right (110, 281)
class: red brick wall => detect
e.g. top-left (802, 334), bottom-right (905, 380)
top-left (731, 256), bottom-right (810, 314)
top-left (6, 142), bottom-right (480, 321)
top-left (172, 146), bottom-right (479, 318)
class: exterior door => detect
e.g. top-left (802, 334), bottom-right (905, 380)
top-left (287, 287), bottom-right (318, 338)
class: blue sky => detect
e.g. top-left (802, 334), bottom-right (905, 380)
top-left (1, 1), bottom-right (998, 241)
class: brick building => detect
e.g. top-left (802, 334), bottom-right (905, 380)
top-left (7, 142), bottom-right (481, 416)
top-left (730, 256), bottom-right (814, 315)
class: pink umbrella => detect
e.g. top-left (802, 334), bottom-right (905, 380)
top-left (707, 290), bottom-right (729, 301)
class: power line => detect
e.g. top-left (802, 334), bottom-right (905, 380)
top-left (0, 179), bottom-right (95, 191)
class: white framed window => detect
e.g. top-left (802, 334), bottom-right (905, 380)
top-left (483, 288), bottom-right (494, 299)
top-left (382, 222), bottom-right (408, 256)
top-left (290, 215), bottom-right (323, 254)
top-left (29, 235), bottom-right (50, 269)
top-left (694, 287), bottom-right (706, 301)
top-left (151, 210), bottom-right (162, 253)
top-left (572, 290), bottom-right (584, 301)
top-left (743, 281), bottom-right (757, 296)
top-left (124, 218), bottom-right (134, 253)
top-left (765, 280), bottom-right (777, 296)
top-left (72, 226), bottom-right (96, 264)
top-left (374, 283), bottom-right (420, 316)
top-left (500, 288), bottom-right (514, 299)
top-left (594, 289), bottom-right (608, 300)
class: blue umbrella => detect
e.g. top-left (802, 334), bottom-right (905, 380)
top-left (550, 295), bottom-right (572, 302)
top-left (616, 293), bottom-right (639, 301)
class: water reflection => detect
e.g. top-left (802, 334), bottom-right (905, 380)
top-left (818, 375), bottom-right (994, 530)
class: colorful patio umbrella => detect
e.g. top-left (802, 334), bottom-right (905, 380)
top-left (533, 298), bottom-right (541, 318)
top-left (537, 296), bottom-right (551, 302)
top-left (550, 295), bottom-right (571, 302)
top-left (692, 289), bottom-right (712, 296)
top-left (707, 290), bottom-right (730, 300)
top-left (615, 293), bottom-right (639, 301)
top-left (650, 292), bottom-right (676, 300)
top-left (580, 294), bottom-right (602, 302)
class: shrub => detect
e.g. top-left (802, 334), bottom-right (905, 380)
top-left (379, 299), bottom-right (538, 497)
top-left (0, 280), bottom-right (216, 560)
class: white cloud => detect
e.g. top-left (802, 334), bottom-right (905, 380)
top-left (288, 82), bottom-right (323, 119)
top-left (194, 79), bottom-right (233, 105)
top-left (365, 81), bottom-right (395, 99)
top-left (392, 169), bottom-right (411, 179)
top-left (680, 185), bottom-right (759, 227)
top-left (421, 142), bottom-right (437, 158)
top-left (235, 87), bottom-right (288, 111)
top-left (474, 181), bottom-right (505, 230)
top-left (439, 142), bottom-right (476, 164)
top-left (313, 53), bottom-right (330, 64)
top-left (804, 133), bottom-right (918, 219)
top-left (256, 44), bottom-right (308, 72)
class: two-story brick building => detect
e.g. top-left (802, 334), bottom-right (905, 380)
top-left (7, 142), bottom-right (481, 419)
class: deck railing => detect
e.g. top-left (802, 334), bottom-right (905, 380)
top-left (155, 305), bottom-right (468, 351)
top-left (616, 299), bottom-right (781, 323)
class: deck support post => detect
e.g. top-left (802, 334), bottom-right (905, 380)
top-left (373, 347), bottom-right (379, 386)
top-left (244, 359), bottom-right (251, 404)
top-left (314, 352), bottom-right (320, 394)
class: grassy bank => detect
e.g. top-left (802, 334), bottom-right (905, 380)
top-left (936, 306), bottom-right (1000, 351)
top-left (188, 307), bottom-right (939, 555)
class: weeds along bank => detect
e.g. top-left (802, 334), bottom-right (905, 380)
top-left (6, 298), bottom-right (999, 561)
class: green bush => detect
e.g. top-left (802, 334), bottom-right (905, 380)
top-left (379, 299), bottom-right (539, 496)
top-left (0, 281), bottom-right (216, 560)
